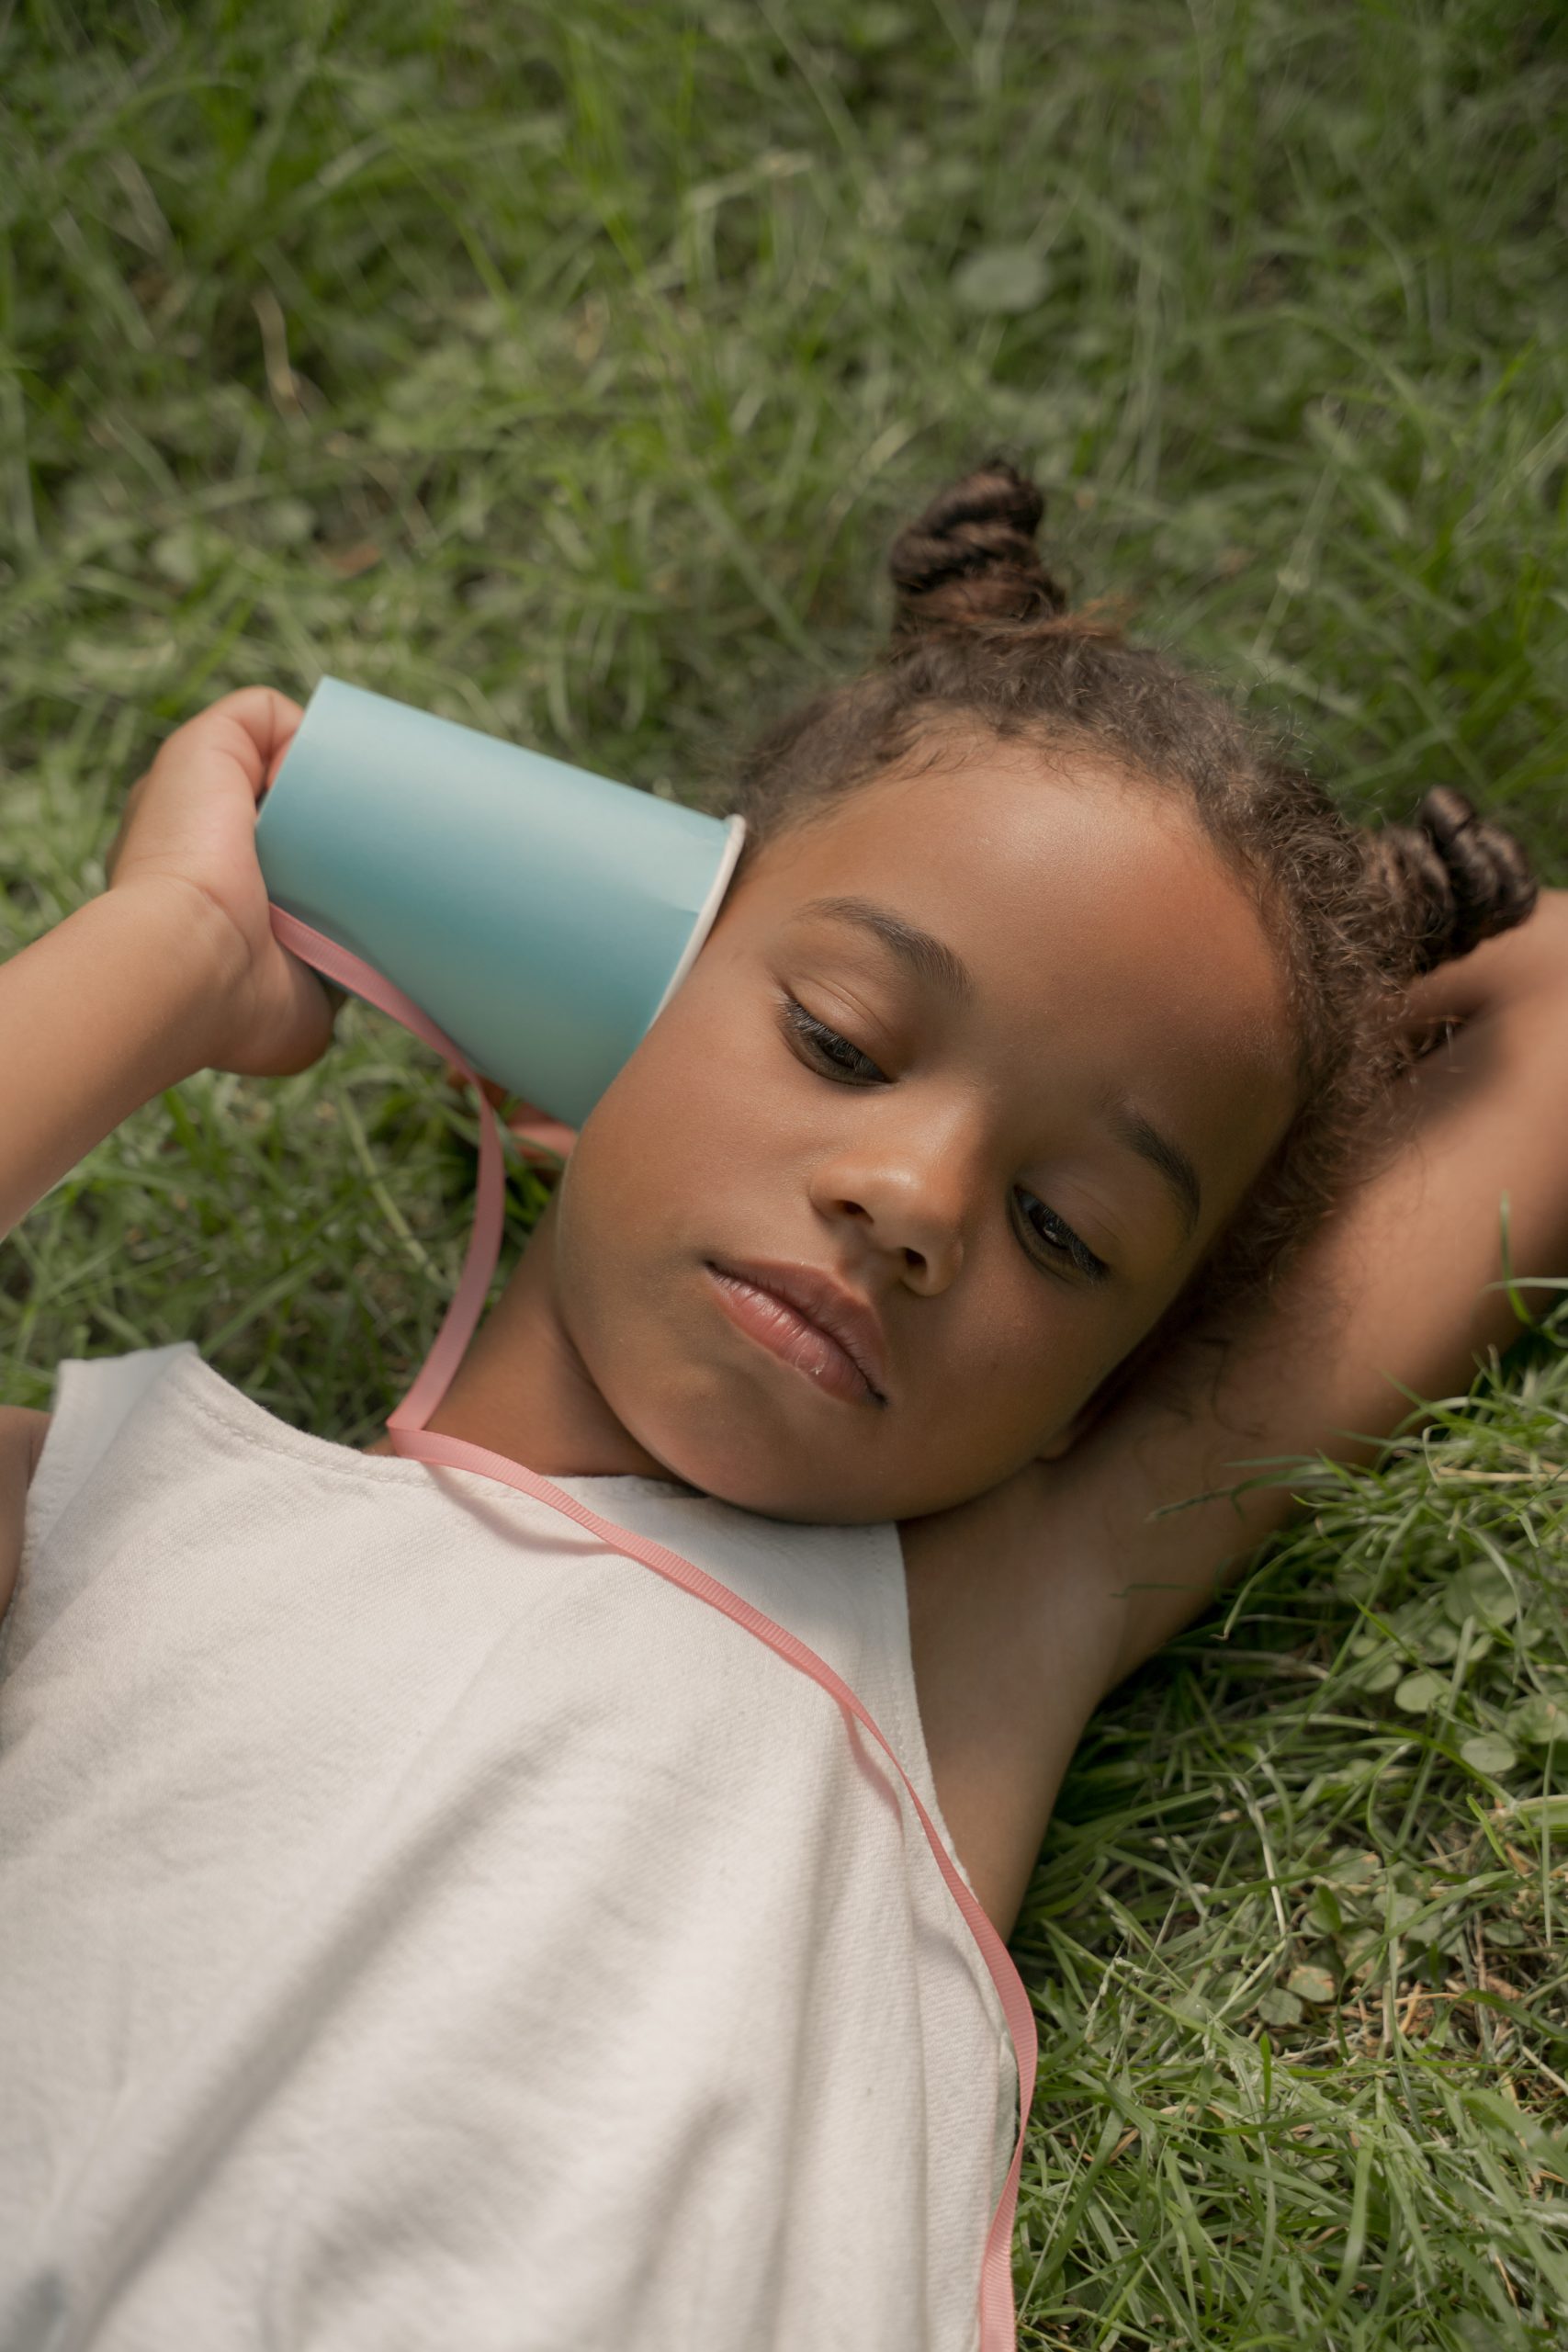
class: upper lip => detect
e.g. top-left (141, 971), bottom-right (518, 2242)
top-left (705, 1257), bottom-right (890, 1404)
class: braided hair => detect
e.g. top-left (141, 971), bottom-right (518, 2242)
top-left (729, 458), bottom-right (1538, 1338)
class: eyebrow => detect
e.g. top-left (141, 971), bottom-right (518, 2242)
top-left (801, 892), bottom-right (1203, 1241)
top-left (802, 895), bottom-right (974, 1002)
top-left (1106, 1102), bottom-right (1202, 1239)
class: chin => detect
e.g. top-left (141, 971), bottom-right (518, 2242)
top-left (571, 1289), bottom-right (963, 1524)
top-left (640, 1409), bottom-right (998, 1526)
top-left (653, 1437), bottom-right (866, 1523)
top-left (615, 1396), bottom-right (895, 1526)
top-left (656, 1420), bottom-right (1037, 1526)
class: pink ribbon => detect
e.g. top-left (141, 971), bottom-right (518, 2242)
top-left (269, 903), bottom-right (1038, 2346)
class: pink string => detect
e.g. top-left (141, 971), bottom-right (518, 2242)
top-left (269, 903), bottom-right (1038, 2346)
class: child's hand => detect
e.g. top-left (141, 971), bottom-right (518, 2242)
top-left (105, 686), bottom-right (348, 1080)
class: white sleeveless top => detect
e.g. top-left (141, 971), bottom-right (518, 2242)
top-left (0, 1343), bottom-right (1015, 2351)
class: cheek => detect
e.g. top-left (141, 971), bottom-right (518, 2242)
top-left (595, 969), bottom-right (787, 1190)
top-left (555, 988), bottom-right (767, 1299)
top-left (927, 1247), bottom-right (1163, 1462)
top-left (940, 1276), bottom-right (1083, 1433)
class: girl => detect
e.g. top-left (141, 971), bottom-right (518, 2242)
top-left (2, 460), bottom-right (1563, 2352)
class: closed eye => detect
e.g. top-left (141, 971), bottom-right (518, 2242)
top-left (1015, 1191), bottom-right (1110, 1283)
top-left (777, 993), bottom-right (887, 1083)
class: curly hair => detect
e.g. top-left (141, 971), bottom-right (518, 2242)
top-left (727, 458), bottom-right (1539, 1353)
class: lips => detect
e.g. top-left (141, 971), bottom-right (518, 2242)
top-left (704, 1258), bottom-right (890, 1407)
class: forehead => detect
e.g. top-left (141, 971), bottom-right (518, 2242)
top-left (731, 740), bottom-right (1296, 1175)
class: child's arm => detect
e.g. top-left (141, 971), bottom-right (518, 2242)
top-left (0, 884), bottom-right (242, 1244)
top-left (0, 687), bottom-right (346, 1614)
top-left (904, 886), bottom-right (1568, 1937)
top-left (0, 685), bottom-right (340, 1249)
top-left (0, 1407), bottom-right (49, 1623)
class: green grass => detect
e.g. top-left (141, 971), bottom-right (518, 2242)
top-left (4, 2), bottom-right (1567, 2343)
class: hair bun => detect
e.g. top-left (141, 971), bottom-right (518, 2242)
top-left (887, 457), bottom-right (1069, 636)
top-left (1365, 784), bottom-right (1539, 977)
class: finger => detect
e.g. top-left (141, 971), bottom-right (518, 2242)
top-left (201, 684), bottom-right (306, 741)
top-left (262, 710), bottom-right (302, 795)
top-left (153, 688), bottom-right (306, 815)
top-left (175, 688), bottom-right (304, 797)
top-left (212, 686), bottom-right (306, 801)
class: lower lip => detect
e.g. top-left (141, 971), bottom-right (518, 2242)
top-left (704, 1265), bottom-right (878, 1405)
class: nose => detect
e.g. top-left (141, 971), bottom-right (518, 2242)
top-left (807, 1118), bottom-right (969, 1295)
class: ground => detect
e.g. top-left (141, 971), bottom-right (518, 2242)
top-left (3, 4), bottom-right (1566, 2343)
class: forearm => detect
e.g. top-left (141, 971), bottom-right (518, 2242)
top-left (0, 882), bottom-right (235, 1244)
top-left (1066, 888), bottom-right (1568, 1682)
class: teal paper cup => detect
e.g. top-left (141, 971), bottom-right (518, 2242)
top-left (254, 677), bottom-right (746, 1128)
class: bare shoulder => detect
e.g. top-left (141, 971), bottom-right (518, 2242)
top-left (0, 1407), bottom-right (51, 1479)
top-left (900, 1463), bottom-right (1122, 1940)
top-left (0, 1407), bottom-right (51, 1623)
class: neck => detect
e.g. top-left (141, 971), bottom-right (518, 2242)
top-left (364, 1191), bottom-right (667, 1478)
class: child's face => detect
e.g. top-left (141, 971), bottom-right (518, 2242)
top-left (550, 737), bottom-right (1297, 1523)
